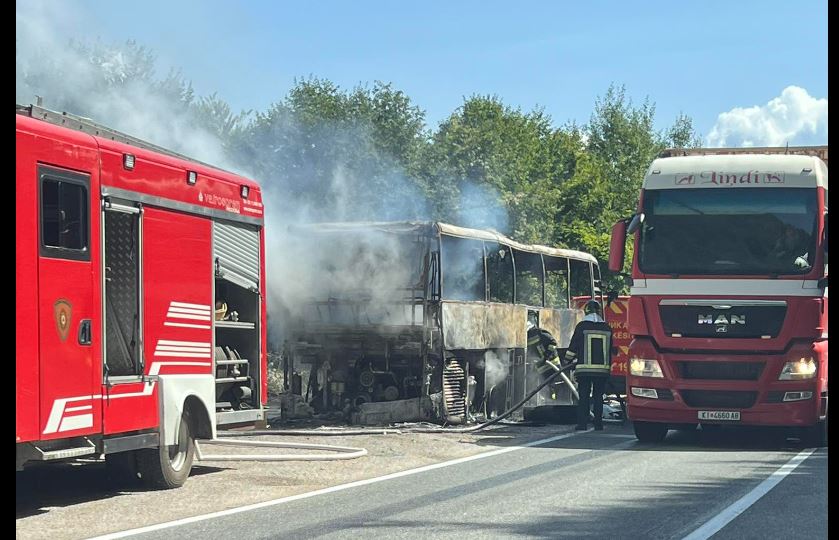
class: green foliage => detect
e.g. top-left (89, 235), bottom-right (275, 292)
top-left (19, 40), bottom-right (705, 296)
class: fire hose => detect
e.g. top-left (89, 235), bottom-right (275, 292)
top-left (194, 437), bottom-right (367, 462)
top-left (244, 359), bottom-right (589, 437)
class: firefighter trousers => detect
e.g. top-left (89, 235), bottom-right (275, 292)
top-left (576, 375), bottom-right (606, 429)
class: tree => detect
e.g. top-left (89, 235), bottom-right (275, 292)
top-left (666, 112), bottom-right (703, 149)
top-left (431, 95), bottom-right (571, 242)
top-left (234, 77), bottom-right (433, 223)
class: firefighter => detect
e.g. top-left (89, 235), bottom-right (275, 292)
top-left (564, 300), bottom-right (613, 431)
top-left (527, 322), bottom-right (561, 397)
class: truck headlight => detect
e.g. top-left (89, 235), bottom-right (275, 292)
top-left (630, 358), bottom-right (664, 378)
top-left (778, 358), bottom-right (817, 380)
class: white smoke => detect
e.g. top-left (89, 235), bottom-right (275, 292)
top-left (16, 0), bottom-right (515, 352)
top-left (483, 350), bottom-right (509, 389)
top-left (706, 86), bottom-right (828, 147)
top-left (16, 0), bottom-right (238, 172)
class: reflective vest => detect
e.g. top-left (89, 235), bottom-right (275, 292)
top-left (564, 319), bottom-right (612, 377)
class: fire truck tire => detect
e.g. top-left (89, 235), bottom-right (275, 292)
top-left (633, 421), bottom-right (668, 443)
top-left (105, 450), bottom-right (139, 485)
top-left (137, 410), bottom-right (195, 489)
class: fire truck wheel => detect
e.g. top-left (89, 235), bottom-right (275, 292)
top-left (137, 410), bottom-right (195, 489)
top-left (633, 421), bottom-right (668, 443)
top-left (105, 450), bottom-right (139, 485)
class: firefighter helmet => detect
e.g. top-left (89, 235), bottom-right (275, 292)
top-left (583, 299), bottom-right (602, 316)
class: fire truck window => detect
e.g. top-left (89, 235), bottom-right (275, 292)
top-left (41, 180), bottom-right (60, 247)
top-left (513, 250), bottom-right (544, 306)
top-left (544, 256), bottom-right (569, 309)
top-left (486, 243), bottom-right (514, 303)
top-left (569, 259), bottom-right (593, 300)
top-left (40, 177), bottom-right (88, 256)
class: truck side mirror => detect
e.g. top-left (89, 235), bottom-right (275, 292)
top-left (627, 212), bottom-right (645, 234)
top-left (609, 220), bottom-right (627, 272)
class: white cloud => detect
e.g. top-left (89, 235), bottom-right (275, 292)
top-left (706, 86), bottom-right (827, 147)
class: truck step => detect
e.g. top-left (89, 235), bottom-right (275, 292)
top-left (35, 440), bottom-right (97, 461)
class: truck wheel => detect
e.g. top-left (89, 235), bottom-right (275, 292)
top-left (105, 450), bottom-right (139, 485)
top-left (633, 421), bottom-right (668, 443)
top-left (804, 416), bottom-right (828, 448)
top-left (136, 410), bottom-right (195, 489)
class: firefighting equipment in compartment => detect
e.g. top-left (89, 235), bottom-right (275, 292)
top-left (215, 301), bottom-right (227, 321)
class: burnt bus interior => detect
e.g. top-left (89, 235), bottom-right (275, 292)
top-left (284, 222), bottom-right (601, 425)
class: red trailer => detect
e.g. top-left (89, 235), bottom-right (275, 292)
top-left (16, 104), bottom-right (268, 488)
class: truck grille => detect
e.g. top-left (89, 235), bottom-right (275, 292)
top-left (660, 303), bottom-right (786, 338)
top-left (678, 362), bottom-right (765, 381)
top-left (680, 390), bottom-right (757, 409)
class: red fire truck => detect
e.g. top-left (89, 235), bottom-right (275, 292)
top-left (609, 147), bottom-right (828, 445)
top-left (16, 104), bottom-right (268, 488)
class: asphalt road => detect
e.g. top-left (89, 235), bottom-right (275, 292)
top-left (90, 423), bottom-right (827, 540)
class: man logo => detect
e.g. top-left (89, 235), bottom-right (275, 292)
top-left (54, 299), bottom-right (72, 342)
top-left (698, 314), bottom-right (746, 325)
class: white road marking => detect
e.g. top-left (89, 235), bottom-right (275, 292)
top-left (86, 428), bottom-right (604, 539)
top-left (681, 448), bottom-right (816, 540)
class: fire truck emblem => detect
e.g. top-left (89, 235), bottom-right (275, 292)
top-left (54, 299), bottom-right (72, 342)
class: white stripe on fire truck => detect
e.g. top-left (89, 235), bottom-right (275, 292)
top-left (104, 362), bottom-right (213, 399)
top-left (155, 343), bottom-right (212, 350)
top-left (64, 405), bottom-right (93, 413)
top-left (170, 301), bottom-right (212, 310)
top-left (157, 339), bottom-right (212, 346)
top-left (155, 347), bottom-right (211, 354)
top-left (58, 414), bottom-right (93, 433)
top-left (164, 322), bottom-right (212, 329)
top-left (43, 395), bottom-right (101, 434)
top-left (43, 360), bottom-right (213, 434)
top-left (154, 352), bottom-right (212, 359)
top-left (168, 306), bottom-right (213, 316)
top-left (166, 312), bottom-right (212, 322)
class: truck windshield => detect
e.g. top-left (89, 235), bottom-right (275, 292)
top-left (639, 188), bottom-right (818, 275)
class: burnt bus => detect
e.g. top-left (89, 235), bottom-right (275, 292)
top-left (282, 221), bottom-right (603, 424)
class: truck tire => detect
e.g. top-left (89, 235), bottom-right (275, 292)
top-left (633, 421), bottom-right (668, 443)
top-left (136, 410), bottom-right (195, 489)
top-left (105, 450), bottom-right (139, 485)
top-left (804, 410), bottom-right (828, 448)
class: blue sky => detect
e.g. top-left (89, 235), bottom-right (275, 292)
top-left (22, 0), bottom-right (829, 145)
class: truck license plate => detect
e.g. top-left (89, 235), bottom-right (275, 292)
top-left (698, 411), bottom-right (740, 421)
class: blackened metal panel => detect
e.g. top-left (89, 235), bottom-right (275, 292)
top-left (440, 302), bottom-right (527, 350)
top-left (538, 307), bottom-right (583, 348)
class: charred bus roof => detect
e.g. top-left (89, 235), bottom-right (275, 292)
top-left (290, 221), bottom-right (599, 264)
